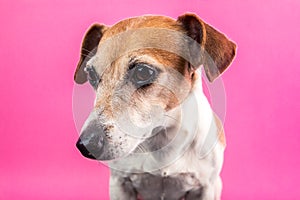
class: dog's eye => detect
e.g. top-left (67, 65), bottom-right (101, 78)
top-left (130, 64), bottom-right (158, 88)
top-left (84, 66), bottom-right (100, 89)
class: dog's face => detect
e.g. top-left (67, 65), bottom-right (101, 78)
top-left (74, 14), bottom-right (236, 161)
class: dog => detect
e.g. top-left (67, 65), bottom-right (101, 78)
top-left (74, 13), bottom-right (236, 200)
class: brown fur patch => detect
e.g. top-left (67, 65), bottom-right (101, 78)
top-left (177, 13), bottom-right (236, 82)
top-left (75, 24), bottom-right (107, 84)
top-left (93, 46), bottom-right (192, 118)
top-left (102, 16), bottom-right (184, 41)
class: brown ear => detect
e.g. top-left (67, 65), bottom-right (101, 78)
top-left (74, 24), bottom-right (107, 84)
top-left (177, 13), bottom-right (236, 82)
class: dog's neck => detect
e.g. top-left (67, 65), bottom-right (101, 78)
top-left (164, 69), bottom-right (217, 158)
top-left (141, 69), bottom-right (217, 166)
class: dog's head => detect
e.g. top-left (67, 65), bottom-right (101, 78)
top-left (74, 13), bottom-right (236, 161)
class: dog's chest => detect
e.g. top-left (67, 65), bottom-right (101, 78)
top-left (128, 172), bottom-right (201, 200)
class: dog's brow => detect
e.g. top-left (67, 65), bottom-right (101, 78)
top-left (128, 57), bottom-right (137, 65)
top-left (128, 61), bottom-right (150, 70)
top-left (127, 54), bottom-right (163, 69)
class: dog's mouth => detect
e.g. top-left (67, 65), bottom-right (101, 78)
top-left (76, 139), bottom-right (119, 161)
top-left (76, 136), bottom-right (145, 161)
top-left (76, 126), bottom-right (169, 161)
top-left (76, 133), bottom-right (139, 161)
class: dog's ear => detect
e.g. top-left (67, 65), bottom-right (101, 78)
top-left (177, 13), bottom-right (236, 82)
top-left (74, 24), bottom-right (107, 84)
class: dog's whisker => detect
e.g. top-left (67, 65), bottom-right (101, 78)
top-left (81, 47), bottom-right (96, 54)
top-left (79, 53), bottom-right (94, 59)
top-left (136, 143), bottom-right (147, 153)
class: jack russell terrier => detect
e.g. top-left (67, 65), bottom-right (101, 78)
top-left (74, 13), bottom-right (236, 200)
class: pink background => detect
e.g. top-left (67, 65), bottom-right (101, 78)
top-left (1, 0), bottom-right (300, 199)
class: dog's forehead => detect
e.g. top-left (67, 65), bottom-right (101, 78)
top-left (90, 16), bottom-right (194, 76)
top-left (102, 15), bottom-right (184, 39)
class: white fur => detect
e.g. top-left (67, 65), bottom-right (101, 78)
top-left (109, 69), bottom-right (224, 200)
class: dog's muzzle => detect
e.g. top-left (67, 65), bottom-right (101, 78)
top-left (76, 120), bottom-right (105, 160)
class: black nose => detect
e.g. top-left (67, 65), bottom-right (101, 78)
top-left (76, 131), bottom-right (104, 160)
